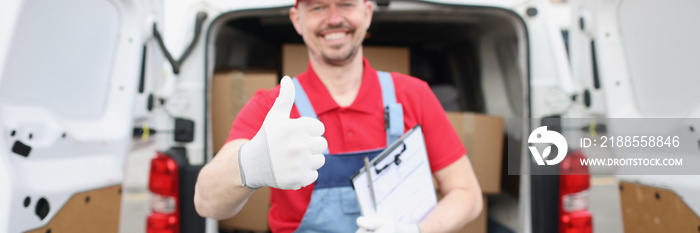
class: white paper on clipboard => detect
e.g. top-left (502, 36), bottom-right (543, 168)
top-left (351, 125), bottom-right (437, 224)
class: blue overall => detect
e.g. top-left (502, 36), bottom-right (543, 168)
top-left (291, 71), bottom-right (404, 233)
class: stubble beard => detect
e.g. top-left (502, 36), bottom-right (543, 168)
top-left (321, 43), bottom-right (360, 66)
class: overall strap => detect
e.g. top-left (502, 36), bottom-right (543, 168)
top-left (292, 73), bottom-right (403, 148)
top-left (292, 77), bottom-right (318, 119)
top-left (292, 77), bottom-right (328, 154)
top-left (376, 71), bottom-right (404, 146)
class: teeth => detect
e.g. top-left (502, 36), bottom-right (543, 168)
top-left (324, 32), bottom-right (345, 40)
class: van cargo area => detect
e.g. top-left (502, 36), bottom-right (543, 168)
top-left (212, 5), bottom-right (527, 117)
top-left (10, 0), bottom-right (693, 232)
top-left (209, 2), bottom-right (529, 232)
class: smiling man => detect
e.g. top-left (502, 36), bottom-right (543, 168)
top-left (194, 0), bottom-right (482, 232)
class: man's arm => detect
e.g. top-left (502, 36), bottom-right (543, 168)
top-left (419, 155), bottom-right (483, 232)
top-left (194, 76), bottom-right (327, 220)
top-left (194, 138), bottom-right (254, 220)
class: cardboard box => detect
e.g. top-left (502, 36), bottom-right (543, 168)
top-left (445, 112), bottom-right (504, 194)
top-left (211, 70), bottom-right (278, 154)
top-left (212, 70), bottom-right (277, 231)
top-left (282, 44), bottom-right (410, 77)
top-left (218, 187), bottom-right (271, 232)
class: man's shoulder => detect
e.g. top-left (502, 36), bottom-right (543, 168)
top-left (245, 83), bottom-right (282, 109)
top-left (255, 83), bottom-right (281, 98)
top-left (387, 72), bottom-right (430, 91)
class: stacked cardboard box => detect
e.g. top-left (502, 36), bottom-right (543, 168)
top-left (282, 44), bottom-right (410, 77)
top-left (211, 70), bottom-right (278, 154)
top-left (445, 112), bottom-right (504, 233)
top-left (211, 70), bottom-right (277, 231)
top-left (214, 45), bottom-right (503, 233)
top-left (445, 112), bottom-right (505, 194)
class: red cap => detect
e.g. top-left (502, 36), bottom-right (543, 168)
top-left (295, 0), bottom-right (367, 8)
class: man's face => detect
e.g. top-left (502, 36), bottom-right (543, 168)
top-left (290, 0), bottom-right (373, 66)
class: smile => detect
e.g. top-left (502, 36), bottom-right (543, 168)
top-left (323, 32), bottom-right (346, 40)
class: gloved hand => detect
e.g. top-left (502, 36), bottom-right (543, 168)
top-left (238, 76), bottom-right (327, 190)
top-left (356, 215), bottom-right (420, 233)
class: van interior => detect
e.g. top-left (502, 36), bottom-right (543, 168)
top-left (209, 1), bottom-right (528, 231)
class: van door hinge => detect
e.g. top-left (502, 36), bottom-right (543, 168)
top-left (153, 11), bottom-right (207, 75)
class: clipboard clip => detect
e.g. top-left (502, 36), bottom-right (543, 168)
top-left (375, 143), bottom-right (406, 174)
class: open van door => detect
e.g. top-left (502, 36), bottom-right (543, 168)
top-left (0, 0), bottom-right (164, 232)
top-left (569, 0), bottom-right (700, 232)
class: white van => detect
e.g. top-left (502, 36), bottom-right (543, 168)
top-left (568, 0), bottom-right (700, 232)
top-left (3, 0), bottom-right (695, 232)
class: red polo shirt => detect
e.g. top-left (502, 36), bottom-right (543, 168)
top-left (227, 58), bottom-right (466, 233)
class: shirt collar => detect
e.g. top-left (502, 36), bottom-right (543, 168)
top-left (296, 57), bottom-right (381, 115)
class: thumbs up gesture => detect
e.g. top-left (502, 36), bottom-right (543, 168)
top-left (238, 76), bottom-right (328, 190)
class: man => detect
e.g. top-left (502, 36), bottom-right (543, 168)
top-left (194, 0), bottom-right (482, 232)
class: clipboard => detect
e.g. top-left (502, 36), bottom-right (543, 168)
top-left (350, 125), bottom-right (437, 224)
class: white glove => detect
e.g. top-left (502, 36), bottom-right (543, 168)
top-left (356, 215), bottom-right (420, 233)
top-left (238, 76), bottom-right (327, 190)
